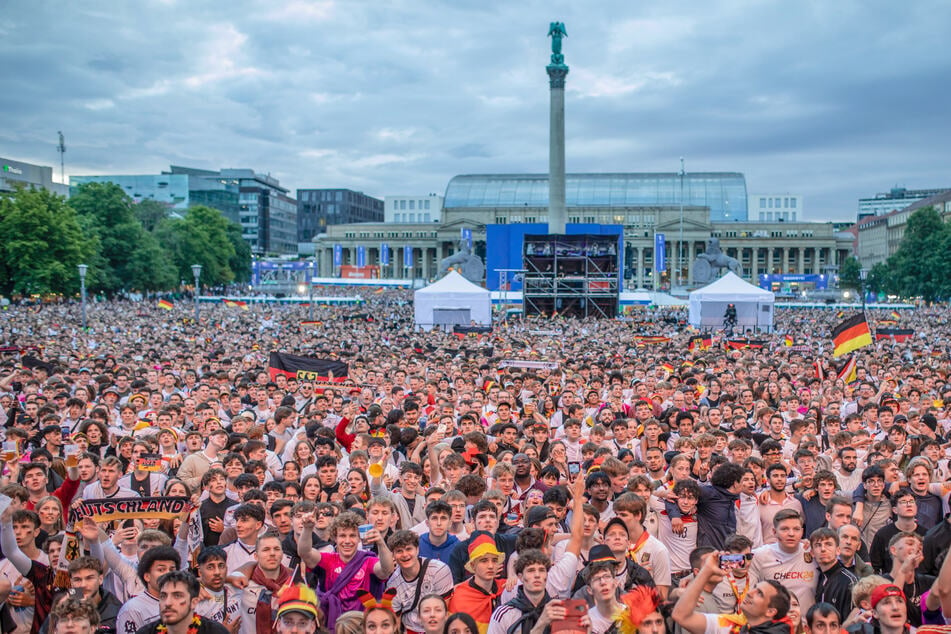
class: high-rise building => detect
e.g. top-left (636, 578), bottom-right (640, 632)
top-left (0, 157), bottom-right (69, 197)
top-left (296, 188), bottom-right (383, 250)
top-left (71, 166), bottom-right (298, 255)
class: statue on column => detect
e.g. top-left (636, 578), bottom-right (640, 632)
top-left (548, 22), bottom-right (567, 64)
top-left (692, 237), bottom-right (743, 284)
top-left (437, 239), bottom-right (485, 284)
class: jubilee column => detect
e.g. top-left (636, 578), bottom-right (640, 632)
top-left (547, 22), bottom-right (569, 235)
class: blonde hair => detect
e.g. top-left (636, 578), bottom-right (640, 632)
top-left (851, 575), bottom-right (890, 610)
top-left (335, 611), bottom-right (364, 634)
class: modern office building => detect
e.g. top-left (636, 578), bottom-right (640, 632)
top-left (296, 188), bottom-right (383, 252)
top-left (749, 194), bottom-right (802, 222)
top-left (0, 157), bottom-right (69, 197)
top-left (71, 166), bottom-right (297, 255)
top-left (313, 172), bottom-right (853, 287)
top-left (858, 186), bottom-right (950, 220)
top-left (384, 194), bottom-right (443, 224)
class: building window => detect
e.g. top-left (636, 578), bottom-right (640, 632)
top-left (409, 200), bottom-right (415, 210)
top-left (424, 213), bottom-right (431, 222)
top-left (584, 216), bottom-right (596, 223)
top-left (760, 198), bottom-right (766, 208)
top-left (768, 198), bottom-right (773, 208)
top-left (568, 216), bottom-right (580, 223)
top-left (409, 213), bottom-right (416, 222)
top-left (400, 200), bottom-right (406, 210)
top-left (790, 198), bottom-right (797, 208)
top-left (496, 217), bottom-right (507, 224)
top-left (424, 200), bottom-right (430, 210)
top-left (784, 197), bottom-right (789, 208)
top-left (525, 217), bottom-right (536, 223)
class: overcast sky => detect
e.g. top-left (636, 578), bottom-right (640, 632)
top-left (2, 0), bottom-right (949, 221)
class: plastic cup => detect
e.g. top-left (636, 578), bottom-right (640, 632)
top-left (368, 463), bottom-right (383, 478)
top-left (359, 524), bottom-right (373, 540)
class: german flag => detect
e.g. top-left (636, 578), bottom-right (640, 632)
top-left (374, 287), bottom-right (385, 294)
top-left (875, 328), bottom-right (914, 343)
top-left (634, 335), bottom-right (671, 345)
top-left (223, 299), bottom-right (249, 310)
top-left (157, 299), bottom-right (173, 310)
top-left (688, 336), bottom-right (712, 352)
top-left (835, 355), bottom-right (858, 384)
top-left (783, 335), bottom-right (794, 347)
top-left (890, 310), bottom-right (901, 321)
top-left (724, 338), bottom-right (766, 350)
top-left (661, 362), bottom-right (674, 374)
top-left (832, 314), bottom-right (872, 357)
top-left (300, 320), bottom-right (323, 328)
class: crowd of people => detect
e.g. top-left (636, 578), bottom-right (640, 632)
top-left (0, 295), bottom-right (949, 634)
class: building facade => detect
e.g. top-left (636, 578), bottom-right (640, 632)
top-left (313, 173), bottom-right (852, 287)
top-left (857, 186), bottom-right (950, 220)
top-left (297, 188), bottom-right (383, 252)
top-left (749, 194), bottom-right (801, 222)
top-left (0, 157), bottom-right (69, 197)
top-left (384, 194), bottom-right (444, 224)
top-left (856, 190), bottom-right (951, 268)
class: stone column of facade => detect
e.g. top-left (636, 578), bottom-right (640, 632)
top-left (781, 247), bottom-right (789, 274)
top-left (687, 242), bottom-right (696, 285)
top-left (636, 247), bottom-right (644, 289)
top-left (422, 247), bottom-right (431, 281)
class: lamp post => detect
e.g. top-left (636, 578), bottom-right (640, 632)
top-left (859, 268), bottom-right (869, 313)
top-left (309, 257), bottom-right (315, 322)
top-left (77, 264), bottom-right (88, 331)
top-left (191, 264), bottom-right (202, 322)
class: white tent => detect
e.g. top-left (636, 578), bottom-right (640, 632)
top-left (414, 271), bottom-right (492, 331)
top-left (688, 272), bottom-right (775, 332)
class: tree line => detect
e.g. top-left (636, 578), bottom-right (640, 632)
top-left (0, 182), bottom-right (252, 297)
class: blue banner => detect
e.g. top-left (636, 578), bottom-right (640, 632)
top-left (380, 243), bottom-right (390, 266)
top-left (403, 245), bottom-right (414, 269)
top-left (333, 244), bottom-right (343, 267)
top-left (654, 233), bottom-right (666, 273)
top-left (356, 246), bottom-right (366, 268)
top-left (461, 227), bottom-right (473, 250)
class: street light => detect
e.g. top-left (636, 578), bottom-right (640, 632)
top-left (309, 257), bottom-right (316, 322)
top-left (859, 268), bottom-right (869, 313)
top-left (77, 264), bottom-right (88, 331)
top-left (191, 264), bottom-right (202, 322)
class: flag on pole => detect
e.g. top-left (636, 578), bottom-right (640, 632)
top-left (831, 314), bottom-right (872, 357)
top-left (157, 299), bottom-right (173, 310)
top-left (223, 299), bottom-right (249, 310)
top-left (813, 359), bottom-right (824, 381)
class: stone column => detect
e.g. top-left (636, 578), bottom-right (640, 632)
top-left (781, 248), bottom-right (789, 274)
top-left (636, 247), bottom-right (645, 289)
top-left (547, 59), bottom-right (569, 234)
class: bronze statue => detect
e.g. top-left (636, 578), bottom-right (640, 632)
top-left (548, 22), bottom-right (567, 64)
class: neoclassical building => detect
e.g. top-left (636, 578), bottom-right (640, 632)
top-left (314, 173), bottom-right (854, 288)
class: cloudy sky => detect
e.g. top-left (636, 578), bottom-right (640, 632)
top-left (2, 0), bottom-right (949, 221)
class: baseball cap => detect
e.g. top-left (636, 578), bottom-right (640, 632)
top-left (524, 505), bottom-right (557, 527)
top-left (870, 584), bottom-right (906, 609)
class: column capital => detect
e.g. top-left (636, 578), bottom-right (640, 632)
top-left (546, 65), bottom-right (569, 89)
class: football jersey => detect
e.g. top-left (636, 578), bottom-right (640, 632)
top-left (749, 542), bottom-right (818, 613)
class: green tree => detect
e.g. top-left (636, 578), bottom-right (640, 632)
top-left (155, 205), bottom-right (250, 286)
top-left (69, 182), bottom-right (177, 292)
top-left (0, 187), bottom-right (96, 296)
top-left (135, 199), bottom-right (170, 232)
top-left (867, 262), bottom-right (889, 295)
top-left (838, 255), bottom-right (862, 291)
top-left (883, 206), bottom-right (950, 301)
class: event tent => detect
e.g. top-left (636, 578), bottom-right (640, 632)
top-left (414, 271), bottom-right (492, 331)
top-left (688, 272), bottom-right (775, 332)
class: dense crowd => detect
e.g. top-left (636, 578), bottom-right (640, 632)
top-left (0, 295), bottom-right (950, 634)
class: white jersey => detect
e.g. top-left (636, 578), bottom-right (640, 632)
top-left (81, 482), bottom-right (140, 500)
top-left (630, 534), bottom-right (672, 588)
top-left (385, 558), bottom-right (454, 632)
top-left (116, 590), bottom-right (160, 634)
top-left (657, 513), bottom-right (697, 572)
top-left (222, 539), bottom-right (257, 574)
top-left (735, 493), bottom-right (763, 545)
top-left (749, 543), bottom-right (818, 614)
top-left (196, 585), bottom-right (244, 624)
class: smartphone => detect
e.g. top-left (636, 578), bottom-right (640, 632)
top-left (437, 424), bottom-right (447, 434)
top-left (719, 553), bottom-right (750, 570)
top-left (568, 462), bottom-right (581, 475)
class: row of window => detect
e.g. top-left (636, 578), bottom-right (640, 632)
top-left (393, 213), bottom-right (433, 223)
top-left (759, 196), bottom-right (798, 209)
top-left (494, 214), bottom-right (660, 225)
top-left (343, 231), bottom-right (439, 239)
top-left (394, 199), bottom-right (432, 210)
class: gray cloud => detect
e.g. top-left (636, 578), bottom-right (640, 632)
top-left (1, 0), bottom-right (949, 220)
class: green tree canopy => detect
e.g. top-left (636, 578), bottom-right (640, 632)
top-left (882, 206), bottom-right (950, 302)
top-left (0, 187), bottom-right (95, 295)
top-left (156, 205), bottom-right (250, 286)
top-left (838, 255), bottom-right (862, 291)
top-left (69, 182), bottom-right (177, 292)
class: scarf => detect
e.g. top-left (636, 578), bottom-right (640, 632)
top-left (717, 614), bottom-right (794, 634)
top-left (504, 586), bottom-right (550, 634)
top-left (319, 550), bottom-right (375, 629)
top-left (251, 564), bottom-right (292, 634)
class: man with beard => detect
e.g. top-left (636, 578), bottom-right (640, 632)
top-left (673, 551), bottom-right (793, 634)
top-left (136, 570), bottom-right (230, 634)
top-left (511, 453), bottom-right (547, 507)
top-left (759, 463), bottom-right (804, 544)
top-left (194, 547), bottom-right (241, 627)
top-left (835, 447), bottom-right (862, 496)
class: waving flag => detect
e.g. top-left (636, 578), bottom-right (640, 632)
top-left (157, 299), bottom-right (173, 310)
top-left (832, 314), bottom-right (872, 357)
top-left (223, 299), bottom-right (249, 310)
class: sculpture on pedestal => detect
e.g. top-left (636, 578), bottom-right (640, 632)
top-left (438, 240), bottom-right (485, 283)
top-left (692, 237), bottom-right (743, 284)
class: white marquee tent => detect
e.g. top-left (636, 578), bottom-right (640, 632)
top-left (414, 271), bottom-right (492, 331)
top-left (688, 272), bottom-right (775, 332)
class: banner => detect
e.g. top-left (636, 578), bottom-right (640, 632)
top-left (333, 244), bottom-right (343, 267)
top-left (357, 246), bottom-right (367, 268)
top-left (380, 243), bottom-right (390, 266)
top-left (498, 360), bottom-right (560, 370)
top-left (136, 454), bottom-right (164, 472)
top-left (654, 233), bottom-right (666, 273)
top-left (268, 351), bottom-right (349, 382)
top-left (69, 496), bottom-right (190, 524)
top-left (875, 328), bottom-right (914, 343)
top-left (633, 335), bottom-right (671, 345)
top-left (724, 338), bottom-right (766, 350)
top-left (461, 227), bottom-right (473, 250)
top-left (404, 245), bottom-right (414, 269)
top-left (186, 506), bottom-right (204, 568)
top-left (453, 325), bottom-right (493, 335)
